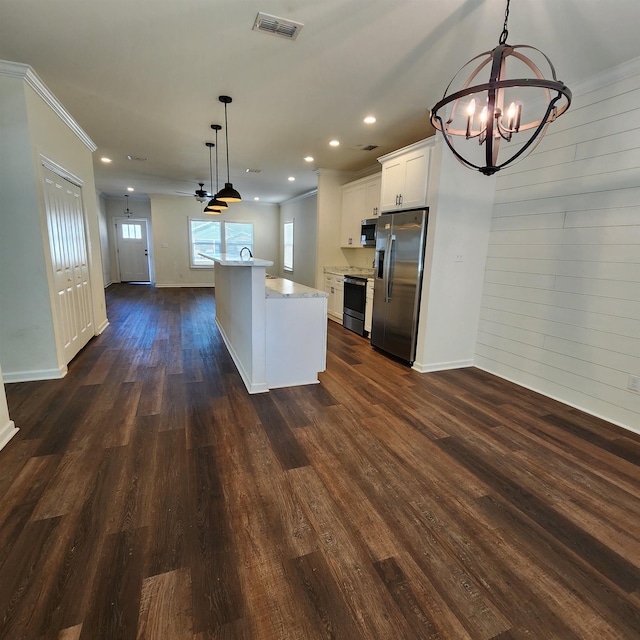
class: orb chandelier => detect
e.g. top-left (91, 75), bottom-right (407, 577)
top-left (429, 0), bottom-right (572, 176)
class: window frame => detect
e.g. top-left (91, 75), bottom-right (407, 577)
top-left (188, 218), bottom-right (255, 268)
top-left (283, 220), bottom-right (294, 272)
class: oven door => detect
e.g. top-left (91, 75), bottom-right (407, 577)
top-left (343, 276), bottom-right (367, 336)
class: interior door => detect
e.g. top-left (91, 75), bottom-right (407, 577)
top-left (42, 166), bottom-right (93, 364)
top-left (115, 218), bottom-right (150, 282)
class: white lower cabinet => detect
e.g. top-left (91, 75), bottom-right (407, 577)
top-left (324, 274), bottom-right (344, 323)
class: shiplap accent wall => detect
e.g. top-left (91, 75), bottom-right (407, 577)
top-left (475, 57), bottom-right (640, 433)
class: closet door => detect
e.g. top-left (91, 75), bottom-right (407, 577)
top-left (42, 166), bottom-right (93, 364)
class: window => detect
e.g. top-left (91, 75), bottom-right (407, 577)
top-left (189, 219), bottom-right (221, 266)
top-left (283, 221), bottom-right (293, 271)
top-left (121, 223), bottom-right (142, 240)
top-left (189, 219), bottom-right (254, 267)
top-left (224, 222), bottom-right (254, 259)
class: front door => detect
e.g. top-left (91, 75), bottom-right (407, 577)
top-left (115, 218), bottom-right (150, 282)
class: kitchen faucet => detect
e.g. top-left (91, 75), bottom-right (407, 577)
top-left (239, 246), bottom-right (253, 260)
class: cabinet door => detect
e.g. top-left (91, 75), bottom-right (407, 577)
top-left (380, 159), bottom-right (404, 211)
top-left (324, 277), bottom-right (334, 317)
top-left (365, 176), bottom-right (381, 217)
top-left (341, 185), bottom-right (366, 247)
top-left (401, 146), bottom-right (430, 209)
top-left (334, 280), bottom-right (344, 320)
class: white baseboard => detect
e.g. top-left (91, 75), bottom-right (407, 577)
top-left (412, 358), bottom-right (474, 374)
top-left (154, 283), bottom-right (215, 289)
top-left (104, 280), bottom-right (113, 288)
top-left (2, 365), bottom-right (67, 383)
top-left (0, 420), bottom-right (19, 451)
top-left (474, 364), bottom-right (639, 436)
top-left (215, 318), bottom-right (269, 394)
top-left (96, 319), bottom-right (110, 334)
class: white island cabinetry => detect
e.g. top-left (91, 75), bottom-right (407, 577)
top-left (212, 256), bottom-right (328, 393)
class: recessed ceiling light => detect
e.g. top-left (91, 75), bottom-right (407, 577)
top-left (100, 157), bottom-right (112, 163)
top-left (254, 197), bottom-right (260, 201)
top-left (288, 176), bottom-right (295, 182)
top-left (127, 187), bottom-right (134, 192)
top-left (329, 139), bottom-right (340, 147)
top-left (364, 116), bottom-right (376, 124)
top-left (304, 156), bottom-right (314, 162)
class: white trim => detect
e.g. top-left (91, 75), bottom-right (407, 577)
top-left (475, 365), bottom-right (639, 436)
top-left (570, 54), bottom-right (640, 98)
top-left (280, 189), bottom-right (318, 206)
top-left (377, 136), bottom-right (435, 165)
top-left (412, 358), bottom-right (474, 373)
top-left (154, 283), bottom-right (214, 288)
top-left (215, 318), bottom-right (269, 394)
top-left (96, 319), bottom-right (110, 335)
top-left (0, 421), bottom-right (19, 452)
top-left (41, 155), bottom-right (84, 187)
top-left (0, 60), bottom-right (97, 152)
top-left (1, 365), bottom-right (68, 383)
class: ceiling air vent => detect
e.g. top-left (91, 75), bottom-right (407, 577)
top-left (252, 13), bottom-right (304, 41)
top-left (361, 145), bottom-right (379, 152)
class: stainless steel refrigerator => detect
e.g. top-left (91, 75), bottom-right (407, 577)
top-left (371, 208), bottom-right (428, 364)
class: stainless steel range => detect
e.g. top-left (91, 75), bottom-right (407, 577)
top-left (342, 275), bottom-right (368, 336)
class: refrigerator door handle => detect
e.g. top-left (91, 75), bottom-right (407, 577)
top-left (384, 233), bottom-right (395, 302)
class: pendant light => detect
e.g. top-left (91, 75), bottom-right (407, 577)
top-left (429, 0), bottom-right (571, 175)
top-left (124, 194), bottom-right (133, 218)
top-left (204, 131), bottom-right (227, 214)
top-left (216, 95), bottom-right (242, 202)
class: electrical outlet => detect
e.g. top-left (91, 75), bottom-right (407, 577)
top-left (454, 252), bottom-right (463, 262)
top-left (628, 375), bottom-right (640, 393)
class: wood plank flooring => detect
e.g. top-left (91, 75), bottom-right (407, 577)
top-left (2, 283), bottom-right (640, 639)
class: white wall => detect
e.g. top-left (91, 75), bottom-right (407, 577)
top-left (475, 57), bottom-right (640, 432)
top-left (0, 62), bottom-right (107, 381)
top-left (279, 191), bottom-right (318, 287)
top-left (414, 137), bottom-right (496, 372)
top-left (315, 170), bottom-right (353, 287)
top-left (150, 195), bottom-right (279, 287)
top-left (97, 192), bottom-right (111, 286)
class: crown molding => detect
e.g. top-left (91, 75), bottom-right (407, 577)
top-left (0, 60), bottom-right (97, 152)
top-left (281, 189), bottom-right (318, 206)
top-left (569, 54), bottom-right (640, 98)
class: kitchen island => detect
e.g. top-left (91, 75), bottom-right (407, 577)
top-left (212, 256), bottom-right (328, 393)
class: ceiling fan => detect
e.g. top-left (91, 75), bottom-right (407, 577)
top-left (175, 182), bottom-right (211, 202)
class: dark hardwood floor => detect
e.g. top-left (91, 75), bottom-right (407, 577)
top-left (2, 283), bottom-right (640, 639)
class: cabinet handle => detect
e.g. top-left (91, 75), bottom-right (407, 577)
top-left (399, 194), bottom-right (403, 206)
top-left (331, 287), bottom-right (334, 293)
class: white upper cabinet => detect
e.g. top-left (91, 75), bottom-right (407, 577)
top-left (340, 173), bottom-right (381, 248)
top-left (379, 138), bottom-right (434, 211)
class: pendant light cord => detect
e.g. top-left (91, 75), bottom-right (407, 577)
top-left (215, 129), bottom-right (220, 192)
top-left (224, 102), bottom-right (230, 182)
top-left (499, 0), bottom-right (510, 45)
top-left (208, 144), bottom-right (214, 197)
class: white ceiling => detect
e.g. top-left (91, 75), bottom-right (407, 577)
top-left (1, 0), bottom-right (639, 203)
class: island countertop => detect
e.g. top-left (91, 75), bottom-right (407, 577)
top-left (211, 254), bottom-right (274, 267)
top-left (265, 277), bottom-right (328, 299)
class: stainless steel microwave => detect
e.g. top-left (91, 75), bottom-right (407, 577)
top-left (360, 218), bottom-right (377, 247)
